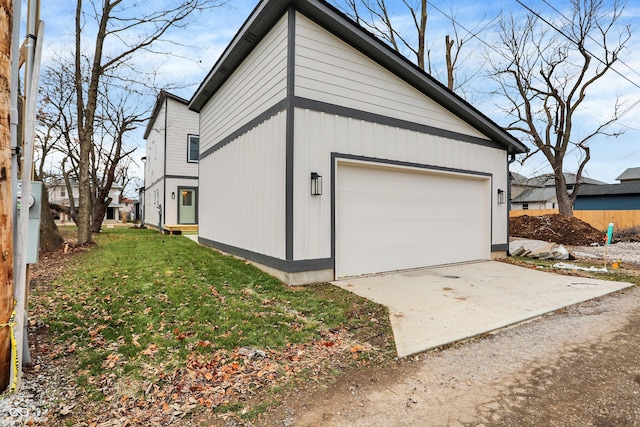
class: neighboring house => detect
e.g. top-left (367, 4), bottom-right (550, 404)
top-left (616, 167), bottom-right (640, 183)
top-left (143, 91), bottom-right (199, 230)
top-left (48, 179), bottom-right (123, 224)
top-left (119, 197), bottom-right (137, 222)
top-left (510, 171), bottom-right (540, 200)
top-left (188, 0), bottom-right (526, 285)
top-left (575, 167), bottom-right (640, 210)
top-left (510, 172), bottom-right (605, 210)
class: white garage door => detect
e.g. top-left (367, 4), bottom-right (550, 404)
top-left (335, 162), bottom-right (491, 278)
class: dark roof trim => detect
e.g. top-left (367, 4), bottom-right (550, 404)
top-left (143, 90), bottom-right (190, 139)
top-left (189, 0), bottom-right (527, 155)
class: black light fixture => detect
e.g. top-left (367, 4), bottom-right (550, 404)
top-left (310, 172), bottom-right (322, 196)
top-left (497, 189), bottom-right (506, 204)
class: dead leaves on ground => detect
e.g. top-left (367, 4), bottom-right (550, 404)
top-left (76, 328), bottom-right (364, 425)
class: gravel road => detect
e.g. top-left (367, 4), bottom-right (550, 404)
top-left (569, 241), bottom-right (640, 266)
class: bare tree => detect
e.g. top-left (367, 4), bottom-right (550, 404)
top-left (72, 0), bottom-right (226, 244)
top-left (489, 0), bottom-right (631, 216)
top-left (335, 1), bottom-right (493, 94)
top-left (339, 0), bottom-right (429, 71)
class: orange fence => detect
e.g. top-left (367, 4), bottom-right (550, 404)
top-left (510, 209), bottom-right (640, 231)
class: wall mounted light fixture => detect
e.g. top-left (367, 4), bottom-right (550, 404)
top-left (497, 189), bottom-right (506, 204)
top-left (310, 172), bottom-right (322, 196)
top-left (171, 191), bottom-right (176, 200)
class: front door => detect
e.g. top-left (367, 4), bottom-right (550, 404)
top-left (178, 187), bottom-right (197, 224)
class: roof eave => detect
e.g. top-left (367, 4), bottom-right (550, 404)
top-left (189, 0), bottom-right (527, 155)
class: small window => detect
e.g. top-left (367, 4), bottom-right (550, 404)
top-left (60, 188), bottom-right (65, 197)
top-left (182, 190), bottom-right (193, 206)
top-left (188, 135), bottom-right (199, 163)
top-left (523, 203), bottom-right (529, 210)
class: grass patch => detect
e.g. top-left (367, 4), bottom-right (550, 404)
top-left (31, 227), bottom-right (394, 424)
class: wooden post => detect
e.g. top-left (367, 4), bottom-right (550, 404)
top-left (0, 0), bottom-right (13, 392)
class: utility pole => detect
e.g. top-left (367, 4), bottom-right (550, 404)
top-left (0, 0), bottom-right (14, 392)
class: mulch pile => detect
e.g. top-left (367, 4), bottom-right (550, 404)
top-left (510, 214), bottom-right (606, 246)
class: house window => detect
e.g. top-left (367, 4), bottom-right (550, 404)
top-left (188, 134), bottom-right (199, 163)
top-left (523, 203), bottom-right (529, 210)
top-left (60, 188), bottom-right (65, 197)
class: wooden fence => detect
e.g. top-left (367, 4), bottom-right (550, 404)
top-left (509, 209), bottom-right (640, 231)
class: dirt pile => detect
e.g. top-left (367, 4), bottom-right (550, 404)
top-left (510, 214), bottom-right (606, 246)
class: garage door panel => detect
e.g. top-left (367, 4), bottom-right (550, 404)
top-left (336, 163), bottom-right (490, 278)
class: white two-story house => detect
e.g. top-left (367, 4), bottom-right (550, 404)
top-left (48, 179), bottom-right (123, 224)
top-left (142, 91), bottom-right (199, 231)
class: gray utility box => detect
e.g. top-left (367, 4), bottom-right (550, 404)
top-left (17, 181), bottom-right (42, 264)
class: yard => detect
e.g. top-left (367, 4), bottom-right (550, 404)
top-left (21, 227), bottom-right (395, 425)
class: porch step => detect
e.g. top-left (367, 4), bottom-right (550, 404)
top-left (162, 224), bottom-right (198, 235)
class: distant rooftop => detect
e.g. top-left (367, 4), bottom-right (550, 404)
top-left (511, 186), bottom-right (557, 203)
top-left (511, 172), bottom-right (606, 188)
top-left (616, 167), bottom-right (640, 182)
top-left (577, 182), bottom-right (640, 197)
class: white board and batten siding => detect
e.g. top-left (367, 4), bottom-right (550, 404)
top-left (294, 14), bottom-right (487, 140)
top-left (199, 111), bottom-right (288, 260)
top-left (198, 14), bottom-right (291, 259)
top-left (145, 102), bottom-right (166, 190)
top-left (144, 101), bottom-right (167, 229)
top-left (165, 97), bottom-right (199, 177)
top-left (199, 14), bottom-right (289, 154)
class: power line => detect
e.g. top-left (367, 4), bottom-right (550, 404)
top-left (540, 0), bottom-right (640, 81)
top-left (514, 0), bottom-right (640, 91)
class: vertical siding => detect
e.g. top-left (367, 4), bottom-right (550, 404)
top-left (144, 181), bottom-right (162, 228)
top-left (199, 112), bottom-right (287, 259)
top-left (165, 98), bottom-right (200, 177)
top-left (294, 13), bottom-right (488, 140)
top-left (293, 109), bottom-right (508, 260)
top-left (145, 103), bottom-right (166, 187)
top-left (199, 14), bottom-right (289, 152)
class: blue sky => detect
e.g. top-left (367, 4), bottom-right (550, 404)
top-left (33, 0), bottom-right (640, 185)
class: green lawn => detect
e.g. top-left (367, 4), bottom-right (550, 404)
top-left (31, 227), bottom-right (394, 424)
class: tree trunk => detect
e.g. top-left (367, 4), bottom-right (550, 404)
top-left (0, 0), bottom-right (12, 392)
top-left (39, 183), bottom-right (64, 252)
top-left (445, 35), bottom-right (454, 90)
top-left (91, 197), bottom-right (111, 234)
top-left (554, 172), bottom-right (574, 216)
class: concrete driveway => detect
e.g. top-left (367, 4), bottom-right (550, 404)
top-left (333, 261), bottom-right (633, 357)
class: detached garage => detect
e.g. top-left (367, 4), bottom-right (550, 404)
top-left (189, 0), bottom-right (526, 285)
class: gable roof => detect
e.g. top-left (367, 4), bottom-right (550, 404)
top-left (189, 0), bottom-right (526, 155)
top-left (577, 182), bottom-right (640, 197)
top-left (143, 90), bottom-right (190, 140)
top-left (616, 167), bottom-right (640, 182)
top-left (511, 186), bottom-right (557, 203)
